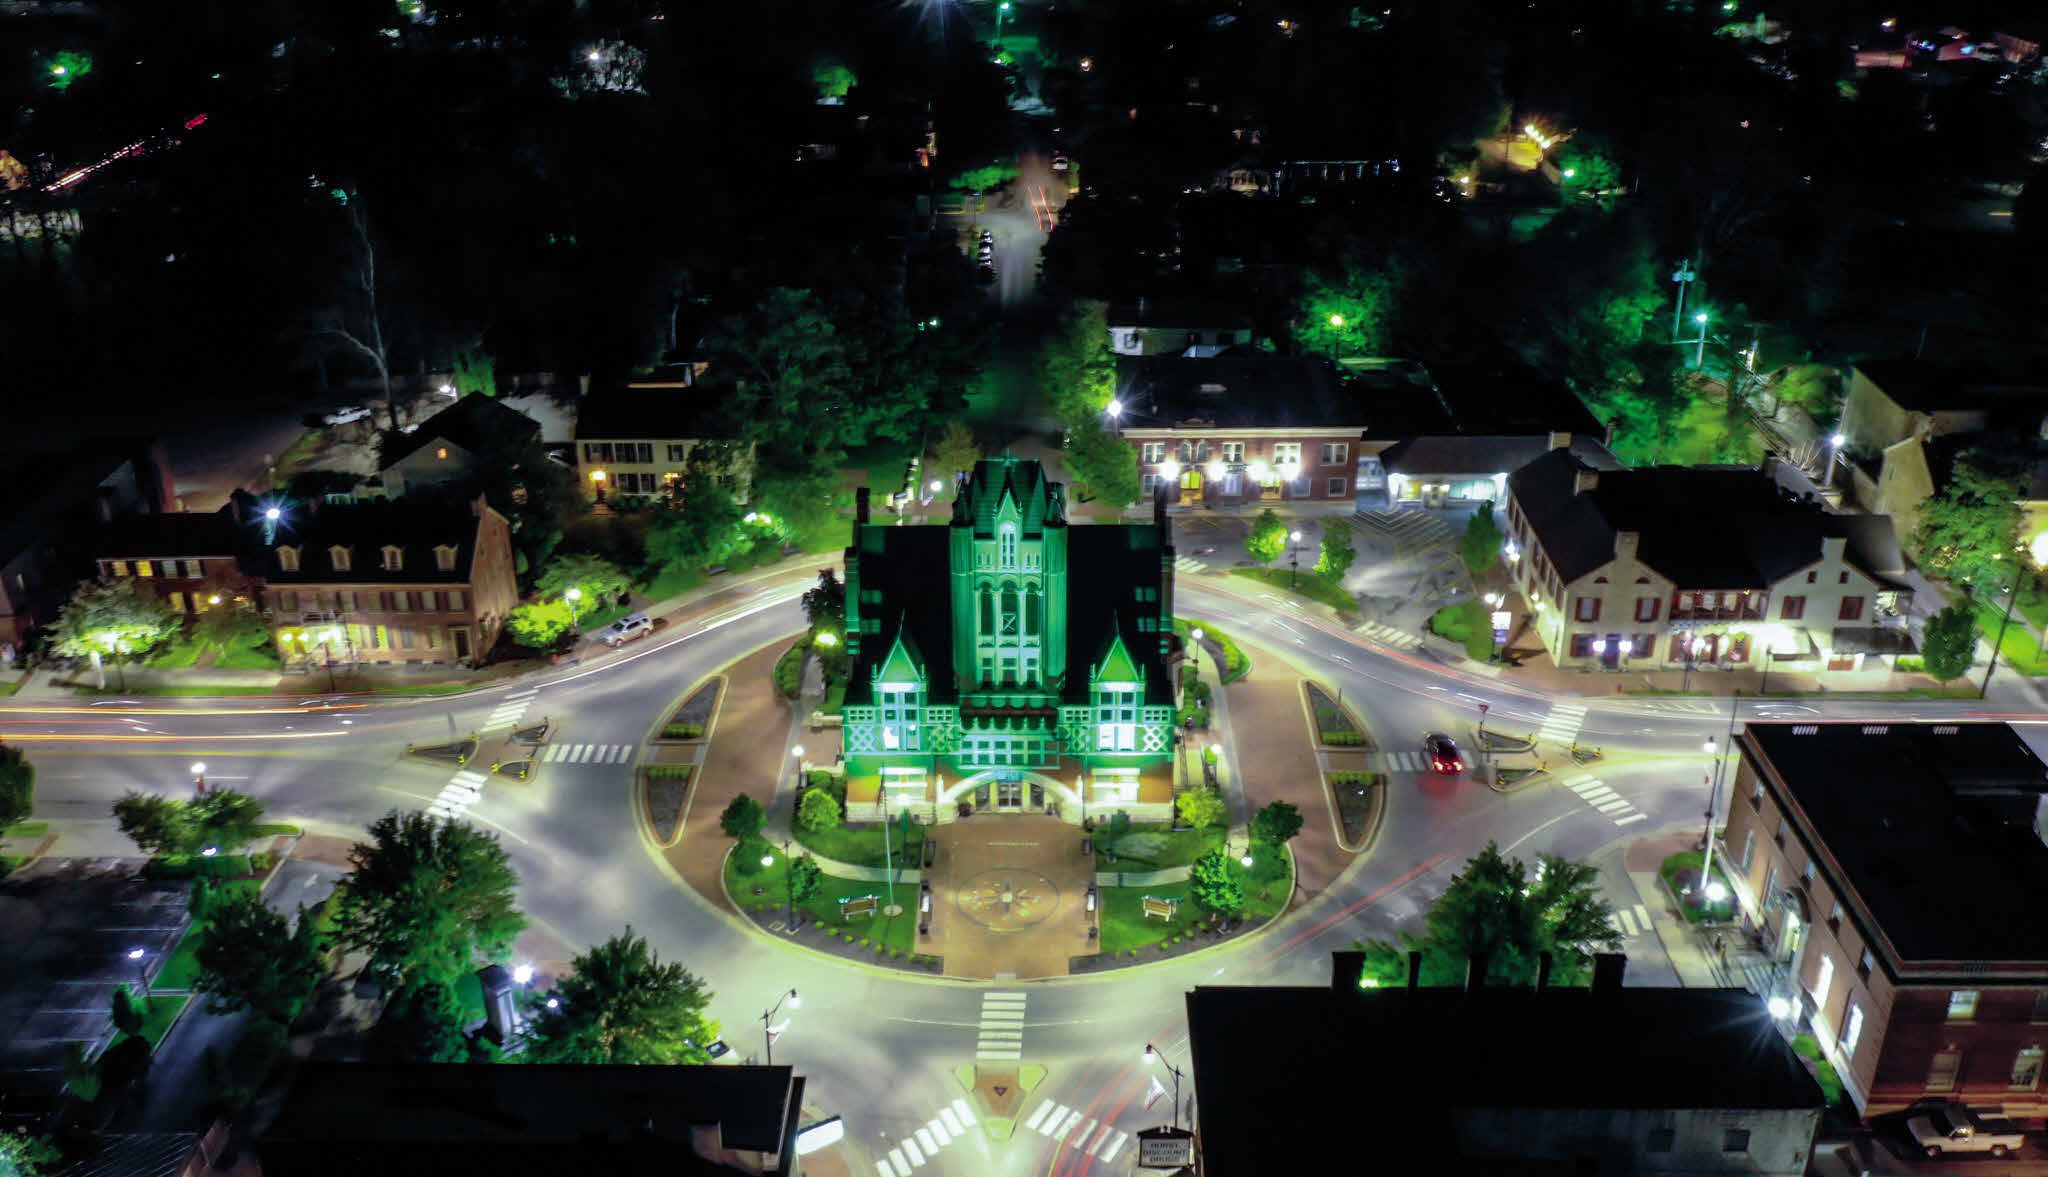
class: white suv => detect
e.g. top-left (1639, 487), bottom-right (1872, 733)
top-left (602, 612), bottom-right (654, 647)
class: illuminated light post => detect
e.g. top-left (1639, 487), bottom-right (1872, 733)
top-left (1825, 431), bottom-right (1846, 490)
top-left (1143, 1043), bottom-right (1186, 1131)
top-left (1483, 592), bottom-right (1503, 662)
top-left (564, 586), bottom-right (582, 630)
top-left (993, 0), bottom-right (1011, 47)
top-left (791, 744), bottom-right (806, 794)
top-left (126, 945), bottom-right (148, 992)
top-left (1693, 311), bottom-right (1710, 371)
top-left (1695, 737), bottom-right (1722, 907)
top-left (1288, 529), bottom-right (1303, 589)
top-left (1671, 258), bottom-right (1698, 337)
top-left (1982, 549), bottom-right (2027, 700)
top-left (191, 761), bottom-right (207, 794)
top-left (762, 988), bottom-right (801, 1065)
top-left (1681, 636), bottom-right (1707, 692)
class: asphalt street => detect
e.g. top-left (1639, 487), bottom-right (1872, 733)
top-left (15, 565), bottom-right (2048, 1176)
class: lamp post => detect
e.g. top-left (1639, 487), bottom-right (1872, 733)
top-left (1288, 529), bottom-right (1302, 589)
top-left (1143, 1043), bottom-right (1186, 1131)
top-left (1681, 636), bottom-right (1705, 692)
top-left (1670, 258), bottom-right (1697, 338)
top-left (564, 586), bottom-right (582, 629)
top-left (993, 0), bottom-right (1011, 48)
top-left (126, 946), bottom-right (148, 992)
top-left (1592, 637), bottom-right (1607, 671)
top-left (1105, 398), bottom-right (1123, 440)
top-left (1693, 311), bottom-right (1709, 371)
top-left (190, 761), bottom-right (207, 795)
top-left (1982, 551), bottom-right (2026, 700)
top-left (1483, 592), bottom-right (1502, 662)
top-left (1328, 312), bottom-right (1348, 362)
top-left (761, 988), bottom-right (801, 1065)
top-left (1696, 738), bottom-right (1721, 901)
top-left (1758, 644), bottom-right (1773, 695)
top-left (1825, 431), bottom-right (1846, 490)
top-left (791, 744), bottom-right (806, 794)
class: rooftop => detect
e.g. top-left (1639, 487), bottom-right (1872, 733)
top-left (260, 497), bottom-right (493, 585)
top-left (1508, 448), bottom-right (1906, 589)
top-left (94, 507), bottom-right (242, 559)
top-left (1854, 359), bottom-right (2048, 415)
top-left (379, 394), bottom-right (540, 469)
top-left (1381, 434), bottom-right (1621, 479)
top-left (575, 385), bottom-right (731, 442)
top-left (1114, 351), bottom-right (1363, 430)
top-left (1188, 963), bottom-right (1822, 1176)
top-left (1744, 722), bottom-right (2048, 966)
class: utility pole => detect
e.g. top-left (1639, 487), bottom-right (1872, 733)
top-left (1671, 258), bottom-right (1698, 338)
top-left (1982, 555), bottom-right (2024, 700)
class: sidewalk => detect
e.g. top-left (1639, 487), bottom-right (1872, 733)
top-left (1215, 641), bottom-right (1354, 897)
top-left (1621, 831), bottom-right (1760, 990)
top-left (664, 644), bottom-right (791, 916)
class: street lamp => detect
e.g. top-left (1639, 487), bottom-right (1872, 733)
top-left (1696, 737), bottom-right (1721, 901)
top-left (762, 988), bottom-right (801, 1066)
top-left (994, 0), bottom-right (1012, 46)
top-left (791, 745), bottom-right (806, 793)
top-left (1693, 311), bottom-right (1710, 370)
top-left (1681, 636), bottom-right (1706, 692)
top-left (1288, 529), bottom-right (1303, 589)
top-left (1189, 626), bottom-right (1205, 677)
top-left (1143, 1043), bottom-right (1186, 1131)
top-left (126, 946), bottom-right (148, 992)
top-left (1671, 257), bottom-right (1698, 337)
top-left (1758, 643), bottom-right (1773, 695)
top-left (513, 964), bottom-right (533, 985)
top-left (1826, 431), bottom-right (1846, 490)
top-left (190, 762), bottom-right (207, 793)
top-left (1982, 548), bottom-right (2027, 700)
top-left (564, 586), bottom-right (582, 629)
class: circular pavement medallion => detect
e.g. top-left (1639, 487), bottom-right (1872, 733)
top-left (955, 867), bottom-right (1060, 931)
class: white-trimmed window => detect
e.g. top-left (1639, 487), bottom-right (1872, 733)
top-left (1320, 442), bottom-right (1348, 466)
top-left (434, 544), bottom-right (459, 572)
top-left (1222, 441), bottom-right (1244, 463)
top-left (328, 545), bottom-right (352, 572)
top-left (1843, 1002), bottom-right (1864, 1053)
top-left (381, 545), bottom-right (404, 571)
top-left (998, 523), bottom-right (1019, 570)
top-left (1270, 442), bottom-right (1302, 467)
top-left (2013, 1047), bottom-right (2045, 1090)
top-left (277, 546), bottom-right (301, 572)
top-left (878, 686), bottom-right (921, 752)
top-left (1141, 442), bottom-right (1166, 464)
top-left (1950, 990), bottom-right (1980, 1020)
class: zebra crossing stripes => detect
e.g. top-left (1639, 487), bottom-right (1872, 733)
top-left (1537, 702), bottom-right (1589, 747)
top-left (1608, 903), bottom-right (1656, 938)
top-left (1386, 750), bottom-right (1422, 773)
top-left (536, 743), bottom-right (634, 764)
top-left (481, 686), bottom-right (539, 732)
top-left (1021, 1100), bottom-right (1128, 1160)
top-left (876, 1100), bottom-right (982, 1175)
top-left (1172, 555), bottom-right (1209, 574)
top-left (1354, 619), bottom-right (1422, 648)
top-left (427, 769), bottom-right (487, 820)
top-left (1354, 510), bottom-right (1452, 556)
top-left (1565, 774), bottom-right (1648, 827)
top-left (977, 991), bottom-right (1026, 1060)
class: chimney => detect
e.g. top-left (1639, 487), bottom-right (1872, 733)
top-left (1573, 468), bottom-right (1600, 495)
top-left (1820, 534), bottom-right (1847, 566)
top-left (1464, 952), bottom-right (1489, 991)
top-left (1407, 950), bottom-right (1423, 989)
top-left (1612, 530), bottom-right (1639, 562)
top-left (1330, 950), bottom-right (1366, 993)
top-left (1536, 951), bottom-right (1555, 991)
top-left (855, 487), bottom-right (870, 526)
top-left (1547, 431), bottom-right (1572, 451)
top-left (1591, 952), bottom-right (1627, 993)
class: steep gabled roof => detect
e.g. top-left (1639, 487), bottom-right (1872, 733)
top-left (876, 623), bottom-right (925, 685)
top-left (960, 456), bottom-right (1063, 534)
top-left (1092, 630), bottom-right (1140, 684)
top-left (380, 395), bottom-right (540, 470)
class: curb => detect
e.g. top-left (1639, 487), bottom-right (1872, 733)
top-left (643, 674), bottom-right (727, 851)
top-left (717, 844), bottom-right (953, 982)
top-left (1297, 679), bottom-right (1382, 855)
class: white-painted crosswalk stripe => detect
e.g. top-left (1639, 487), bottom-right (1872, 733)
top-left (1052, 1110), bottom-right (1084, 1142)
top-left (1593, 798), bottom-right (1632, 814)
top-left (979, 1010), bottom-right (1025, 1022)
top-left (951, 1098), bottom-right (977, 1126)
top-left (1613, 812), bottom-right (1649, 826)
top-left (927, 1118), bottom-right (951, 1146)
top-left (1026, 1101), bottom-right (1058, 1132)
top-left (939, 1107), bottom-right (962, 1134)
top-left (1099, 1130), bottom-right (1129, 1161)
top-left (1634, 903), bottom-right (1651, 929)
top-left (1610, 909), bottom-right (1637, 937)
top-left (506, 686), bottom-right (539, 699)
top-left (901, 1137), bottom-right (925, 1166)
top-left (1173, 556), bottom-right (1208, 573)
top-left (883, 1152), bottom-right (907, 1177)
top-left (1537, 702), bottom-right (1588, 747)
top-left (915, 1127), bottom-right (938, 1154)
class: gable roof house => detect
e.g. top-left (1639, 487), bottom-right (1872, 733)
top-left (379, 394), bottom-right (542, 498)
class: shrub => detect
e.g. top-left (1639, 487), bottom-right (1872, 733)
top-left (144, 853), bottom-right (254, 880)
top-left (1330, 771), bottom-right (1377, 787)
top-left (662, 723), bottom-right (704, 740)
top-left (798, 787), bottom-right (842, 833)
top-left (772, 638), bottom-right (810, 698)
top-left (1893, 656), bottom-right (1925, 674)
top-left (843, 933), bottom-right (856, 942)
top-left (813, 920), bottom-right (826, 929)
top-left (734, 839), bottom-right (771, 876)
top-left (648, 765), bottom-right (694, 782)
top-left (1323, 730), bottom-right (1365, 746)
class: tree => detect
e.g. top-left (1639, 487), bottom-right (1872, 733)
top-left (1766, 364), bottom-right (1841, 420)
top-left (1245, 509), bottom-right (1287, 564)
top-left (506, 600), bottom-right (574, 650)
top-left (1062, 421), bottom-right (1140, 507)
top-left (787, 856), bottom-right (822, 907)
top-left (801, 570), bottom-right (846, 631)
top-left (332, 811), bottom-right (527, 992)
top-left (946, 158), bottom-right (1022, 193)
top-left (1175, 787), bottom-right (1227, 830)
top-left (112, 792), bottom-right (191, 857)
top-left (1557, 132), bottom-right (1622, 198)
top-left (0, 1128), bottom-right (60, 1177)
top-left (524, 930), bottom-right (718, 1065)
top-left (0, 745), bottom-right (33, 831)
top-left (1188, 851), bottom-right (1244, 916)
top-left (812, 59), bottom-right (857, 102)
top-left (110, 985), bottom-right (143, 1038)
top-left (1909, 446), bottom-right (2027, 589)
top-left (303, 201), bottom-right (397, 428)
top-left (535, 554), bottom-right (631, 611)
top-left (1251, 800), bottom-right (1304, 846)
top-left (1461, 505), bottom-right (1503, 576)
top-left (49, 578), bottom-right (181, 663)
top-left (644, 462), bottom-right (750, 575)
top-left (194, 892), bottom-right (327, 1025)
top-left (797, 788), bottom-right (842, 833)
top-left (719, 794), bottom-right (766, 841)
top-left (1920, 602), bottom-right (1979, 684)
top-left (1037, 300), bottom-right (1116, 428)
top-left (191, 598), bottom-right (270, 656)
top-left (1294, 259), bottom-right (1404, 359)
top-left (1315, 525), bottom-right (1356, 581)
top-left (382, 980), bottom-right (469, 1063)
top-left (449, 346), bottom-right (497, 397)
top-left (930, 420), bottom-right (983, 491)
top-left (187, 789), bottom-right (267, 853)
top-left (1354, 843), bottom-right (1620, 988)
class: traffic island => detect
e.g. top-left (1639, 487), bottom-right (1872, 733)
top-left (955, 1062), bottom-right (1046, 1141)
top-left (1302, 681), bottom-right (1383, 852)
top-left (404, 736), bottom-right (477, 766)
top-left (1069, 846), bottom-right (1295, 973)
top-left (722, 848), bottom-right (940, 974)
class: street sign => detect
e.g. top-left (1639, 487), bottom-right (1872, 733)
top-left (1136, 1127), bottom-right (1195, 1168)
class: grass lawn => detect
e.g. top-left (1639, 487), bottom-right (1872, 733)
top-left (1429, 599), bottom-right (1496, 661)
top-left (345, 681), bottom-right (486, 696)
top-left (820, 681), bottom-right (846, 716)
top-left (154, 923), bottom-right (207, 991)
top-left (76, 685), bottom-right (280, 697)
top-left (1098, 845), bottom-right (1292, 955)
top-left (1658, 851), bottom-right (1736, 923)
top-left (792, 821), bottom-right (927, 869)
top-left (1172, 618), bottom-right (1251, 683)
top-left (1229, 567), bottom-right (1357, 612)
top-left (2, 821), bottom-right (49, 837)
top-left (115, 993), bottom-right (191, 1050)
top-left (638, 564), bottom-right (707, 603)
top-left (1973, 601), bottom-right (2048, 675)
top-left (246, 823), bottom-right (303, 838)
top-left (0, 679), bottom-right (16, 697)
top-left (214, 640), bottom-right (282, 670)
top-left (726, 851), bottom-right (919, 955)
top-left (145, 638), bottom-right (202, 670)
top-left (1094, 823), bottom-right (1222, 871)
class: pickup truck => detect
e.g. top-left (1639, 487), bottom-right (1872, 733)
top-left (1907, 1103), bottom-right (2027, 1157)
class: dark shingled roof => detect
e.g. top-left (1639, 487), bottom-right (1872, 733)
top-left (1854, 359), bottom-right (2048, 415)
top-left (1189, 979), bottom-right (1822, 1177)
top-left (1114, 352), bottom-right (1363, 429)
top-left (574, 386), bottom-right (731, 441)
top-left (95, 508), bottom-right (243, 558)
top-left (379, 394), bottom-right (540, 469)
top-left (1508, 448), bottom-right (1906, 589)
top-left (1381, 435), bottom-right (1620, 479)
top-left (261, 499), bottom-right (487, 584)
top-left (1745, 722), bottom-right (2048, 965)
top-left (261, 1062), bottom-right (800, 1177)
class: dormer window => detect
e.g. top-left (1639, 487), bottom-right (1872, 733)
top-left (328, 545), bottom-right (352, 573)
top-left (433, 544), bottom-right (458, 572)
top-left (277, 546), bottom-right (301, 572)
top-left (381, 545), bottom-right (404, 572)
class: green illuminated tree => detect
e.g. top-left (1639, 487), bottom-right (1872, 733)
top-left (112, 793), bottom-right (188, 858)
top-left (49, 579), bottom-right (180, 664)
top-left (946, 158), bottom-right (1021, 192)
top-left (1908, 446), bottom-right (2026, 589)
top-left (1353, 842), bottom-right (1619, 988)
top-left (1293, 260), bottom-right (1404, 359)
top-left (194, 892), bottom-right (327, 1025)
top-left (111, 788), bottom-right (265, 857)
top-left (787, 856), bottom-right (823, 908)
top-left (1315, 524), bottom-right (1357, 580)
top-left (1557, 132), bottom-right (1621, 198)
top-left (812, 59), bottom-right (857, 101)
top-left (1251, 800), bottom-right (1304, 847)
top-left (0, 1128), bottom-right (60, 1177)
top-left (192, 598), bottom-right (270, 657)
top-left (536, 554), bottom-right (630, 613)
top-left (1246, 509), bottom-right (1287, 564)
top-left (506, 600), bottom-right (574, 650)
top-left (718, 794), bottom-right (766, 841)
top-left (797, 787), bottom-right (842, 833)
top-left (930, 420), bottom-right (983, 491)
top-left (1188, 850), bottom-right (1244, 916)
top-left (44, 50), bottom-right (92, 91)
top-left (1919, 602), bottom-right (1979, 684)
top-left (332, 811), bottom-right (527, 992)
top-left (1175, 787), bottom-right (1227, 830)
top-left (525, 930), bottom-right (718, 1065)
top-left (1062, 420), bottom-right (1140, 507)
top-left (1038, 300), bottom-right (1116, 428)
top-left (1462, 506), bottom-right (1504, 576)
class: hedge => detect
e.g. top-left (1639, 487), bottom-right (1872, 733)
top-left (1323, 730), bottom-right (1366, 746)
top-left (662, 722), bottom-right (704, 740)
top-left (647, 765), bottom-right (694, 782)
top-left (1330, 771), bottom-right (1377, 787)
top-left (1174, 619), bottom-right (1251, 684)
top-left (772, 638), bottom-right (811, 699)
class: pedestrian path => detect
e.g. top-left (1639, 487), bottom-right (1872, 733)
top-left (1564, 774), bottom-right (1648, 827)
top-left (1536, 702), bottom-right (1588, 747)
top-left (480, 685), bottom-right (539, 732)
top-left (1022, 1100), bottom-right (1129, 1162)
top-left (1353, 619), bottom-right (1422, 649)
top-left (877, 1099), bottom-right (979, 1176)
top-left (976, 991), bottom-right (1025, 1061)
top-left (1607, 901), bottom-right (1656, 939)
top-left (535, 742), bottom-right (635, 763)
top-left (428, 768), bottom-right (486, 821)
top-left (1354, 509), bottom-right (1452, 557)
top-left (1384, 750), bottom-right (1434, 773)
top-left (1172, 555), bottom-right (1209, 574)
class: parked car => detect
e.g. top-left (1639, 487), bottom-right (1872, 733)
top-left (1422, 732), bottom-right (1464, 776)
top-left (1908, 1103), bottom-right (2027, 1157)
top-left (1051, 152), bottom-right (1070, 172)
top-left (603, 612), bottom-right (655, 648)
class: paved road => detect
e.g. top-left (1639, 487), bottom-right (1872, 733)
top-left (14, 566), bottom-right (2048, 1175)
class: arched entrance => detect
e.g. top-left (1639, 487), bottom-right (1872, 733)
top-left (944, 769), bottom-right (1081, 818)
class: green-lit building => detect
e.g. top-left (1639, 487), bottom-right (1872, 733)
top-left (841, 457), bottom-right (1179, 822)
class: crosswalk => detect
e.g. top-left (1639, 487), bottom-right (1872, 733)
top-left (1608, 902), bottom-right (1656, 939)
top-left (482, 686), bottom-right (539, 732)
top-left (1385, 750), bottom-right (1436, 773)
top-left (977, 991), bottom-right (1025, 1060)
top-left (1355, 510), bottom-right (1452, 557)
top-left (535, 742), bottom-right (635, 764)
top-left (1172, 555), bottom-right (1208, 574)
top-left (1022, 1100), bottom-right (1129, 1161)
top-left (1354, 619), bottom-right (1422, 649)
top-left (877, 1099), bottom-right (980, 1177)
top-left (1565, 774), bottom-right (1648, 827)
top-left (428, 768), bottom-right (486, 821)
top-left (1537, 702), bottom-right (1588, 747)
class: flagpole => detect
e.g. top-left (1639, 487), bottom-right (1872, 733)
top-left (884, 805), bottom-right (895, 910)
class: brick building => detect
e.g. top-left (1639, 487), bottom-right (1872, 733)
top-left (94, 508), bottom-right (256, 616)
top-left (258, 495), bottom-right (517, 667)
top-left (1724, 722), bottom-right (2048, 1120)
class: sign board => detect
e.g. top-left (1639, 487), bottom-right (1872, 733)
top-left (1135, 1127), bottom-right (1196, 1169)
top-left (1141, 896), bottom-right (1177, 922)
top-left (840, 895), bottom-right (879, 920)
